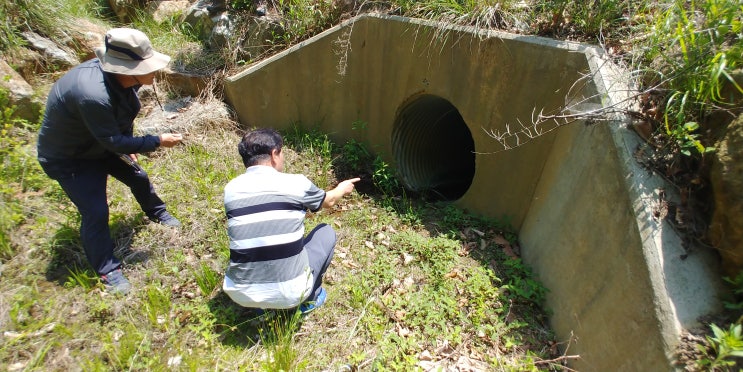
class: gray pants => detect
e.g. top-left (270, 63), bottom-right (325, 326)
top-left (303, 223), bottom-right (336, 301)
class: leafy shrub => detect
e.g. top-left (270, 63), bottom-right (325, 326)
top-left (644, 0), bottom-right (743, 155)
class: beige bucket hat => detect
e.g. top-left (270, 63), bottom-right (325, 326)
top-left (94, 28), bottom-right (171, 75)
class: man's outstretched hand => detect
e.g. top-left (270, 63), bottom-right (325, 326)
top-left (336, 177), bottom-right (361, 195)
top-left (323, 177), bottom-right (361, 208)
top-left (159, 133), bottom-right (183, 148)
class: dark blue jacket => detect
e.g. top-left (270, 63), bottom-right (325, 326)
top-left (37, 59), bottom-right (161, 160)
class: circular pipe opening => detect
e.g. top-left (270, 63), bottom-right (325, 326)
top-left (392, 94), bottom-right (475, 201)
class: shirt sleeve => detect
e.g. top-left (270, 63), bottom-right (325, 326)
top-left (77, 91), bottom-right (160, 154)
top-left (301, 176), bottom-right (326, 212)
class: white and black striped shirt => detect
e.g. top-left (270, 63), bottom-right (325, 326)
top-left (222, 165), bottom-right (325, 308)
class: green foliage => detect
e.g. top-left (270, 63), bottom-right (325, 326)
top-left (650, 0), bottom-right (743, 103)
top-left (63, 266), bottom-right (98, 291)
top-left (271, 0), bottom-right (341, 45)
top-left (339, 138), bottom-right (373, 173)
top-left (283, 125), bottom-right (335, 188)
top-left (371, 156), bottom-right (402, 196)
top-left (258, 311), bottom-right (307, 372)
top-left (193, 262), bottom-right (221, 297)
top-left (500, 258), bottom-right (547, 304)
top-left (144, 286), bottom-right (172, 328)
top-left (283, 125), bottom-right (334, 159)
top-left (0, 88), bottom-right (45, 261)
top-left (230, 0), bottom-right (253, 11)
top-left (0, 0), bottom-right (58, 51)
top-left (723, 271), bottom-right (743, 311)
top-left (103, 323), bottom-right (149, 370)
top-left (645, 0), bottom-right (743, 155)
top-left (697, 323), bottom-right (743, 370)
top-left (534, 0), bottom-right (632, 37)
top-left (663, 92), bottom-right (713, 156)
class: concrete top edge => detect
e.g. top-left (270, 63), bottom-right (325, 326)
top-left (226, 12), bottom-right (605, 82)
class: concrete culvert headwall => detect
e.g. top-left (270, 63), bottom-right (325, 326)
top-left (224, 14), bottom-right (724, 371)
top-left (392, 94), bottom-right (475, 200)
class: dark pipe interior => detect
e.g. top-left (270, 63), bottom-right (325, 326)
top-left (392, 94), bottom-right (475, 201)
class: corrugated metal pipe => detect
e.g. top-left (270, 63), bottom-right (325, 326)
top-left (392, 94), bottom-right (475, 201)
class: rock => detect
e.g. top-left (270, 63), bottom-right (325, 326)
top-left (107, 0), bottom-right (147, 23)
top-left (183, 2), bottom-right (218, 40)
top-left (20, 31), bottom-right (78, 69)
top-left (148, 1), bottom-right (192, 23)
top-left (4, 47), bottom-right (46, 84)
top-left (709, 113), bottom-right (743, 277)
top-left (160, 68), bottom-right (211, 97)
top-left (0, 60), bottom-right (43, 123)
top-left (66, 19), bottom-right (108, 61)
top-left (208, 12), bottom-right (234, 49)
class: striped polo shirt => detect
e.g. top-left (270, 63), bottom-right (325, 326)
top-left (222, 165), bottom-right (326, 309)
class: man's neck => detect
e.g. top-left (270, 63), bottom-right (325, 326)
top-left (113, 74), bottom-right (141, 89)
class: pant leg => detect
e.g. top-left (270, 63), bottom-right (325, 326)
top-left (303, 223), bottom-right (336, 300)
top-left (40, 159), bottom-right (120, 275)
top-left (106, 155), bottom-right (167, 219)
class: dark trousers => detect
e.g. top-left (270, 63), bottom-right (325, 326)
top-left (303, 223), bottom-right (336, 301)
top-left (39, 155), bottom-right (167, 275)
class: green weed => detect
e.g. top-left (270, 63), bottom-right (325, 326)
top-left (63, 266), bottom-right (98, 291)
top-left (644, 0), bottom-right (743, 155)
top-left (0, 88), bottom-right (46, 261)
top-left (258, 311), bottom-right (307, 372)
top-left (283, 125), bottom-right (336, 188)
top-left (723, 271), bottom-right (743, 311)
top-left (0, 0), bottom-right (67, 51)
top-left (697, 323), bottom-right (743, 370)
top-left (144, 286), bottom-right (172, 329)
top-left (194, 261), bottom-right (221, 297)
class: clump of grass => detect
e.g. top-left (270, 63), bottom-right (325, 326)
top-left (641, 0), bottom-right (742, 155)
top-left (193, 261), bottom-right (221, 297)
top-left (64, 266), bottom-right (99, 291)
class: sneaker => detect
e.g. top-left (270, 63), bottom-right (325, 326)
top-left (299, 287), bottom-right (327, 315)
top-left (150, 211), bottom-right (182, 228)
top-left (100, 269), bottom-right (132, 295)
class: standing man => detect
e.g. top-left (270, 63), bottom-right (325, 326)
top-left (223, 128), bottom-right (360, 314)
top-left (37, 28), bottom-right (183, 295)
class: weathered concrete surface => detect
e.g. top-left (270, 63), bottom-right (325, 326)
top-left (224, 14), bottom-right (723, 371)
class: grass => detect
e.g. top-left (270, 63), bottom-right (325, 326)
top-left (0, 90), bottom-right (559, 370)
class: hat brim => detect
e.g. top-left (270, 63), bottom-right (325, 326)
top-left (95, 47), bottom-right (171, 75)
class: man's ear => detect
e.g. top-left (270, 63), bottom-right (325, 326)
top-left (270, 148), bottom-right (281, 166)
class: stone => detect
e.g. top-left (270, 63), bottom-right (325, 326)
top-left (66, 19), bottom-right (108, 61)
top-left (709, 113), bottom-right (743, 277)
top-left (20, 31), bottom-right (78, 69)
top-left (0, 59), bottom-right (43, 122)
top-left (147, 1), bottom-right (192, 23)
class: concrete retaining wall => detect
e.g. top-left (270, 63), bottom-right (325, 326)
top-left (224, 14), bottom-right (723, 371)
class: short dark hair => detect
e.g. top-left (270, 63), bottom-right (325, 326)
top-left (238, 128), bottom-right (284, 167)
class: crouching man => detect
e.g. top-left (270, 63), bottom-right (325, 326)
top-left (223, 128), bottom-right (359, 314)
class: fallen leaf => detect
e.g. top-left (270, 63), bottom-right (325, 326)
top-left (493, 235), bottom-right (510, 246)
top-left (419, 350), bottom-right (433, 361)
top-left (341, 259), bottom-right (358, 268)
top-left (493, 235), bottom-right (518, 258)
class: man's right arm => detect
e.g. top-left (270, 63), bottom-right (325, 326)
top-left (321, 178), bottom-right (361, 209)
